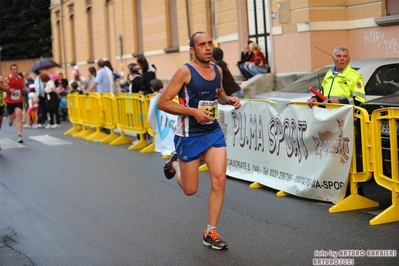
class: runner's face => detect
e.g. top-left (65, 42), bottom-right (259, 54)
top-left (192, 34), bottom-right (213, 64)
top-left (333, 50), bottom-right (350, 71)
top-left (11, 66), bottom-right (18, 77)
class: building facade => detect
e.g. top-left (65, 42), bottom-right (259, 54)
top-left (49, 0), bottom-right (399, 83)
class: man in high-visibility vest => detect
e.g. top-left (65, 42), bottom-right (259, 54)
top-left (307, 46), bottom-right (366, 108)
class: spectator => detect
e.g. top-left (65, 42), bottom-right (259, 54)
top-left (127, 63), bottom-right (142, 93)
top-left (149, 79), bottom-right (164, 95)
top-left (23, 84), bottom-right (39, 128)
top-left (237, 41), bottom-right (254, 80)
top-left (84, 59), bottom-right (114, 93)
top-left (307, 46), bottom-right (366, 108)
top-left (104, 60), bottom-right (121, 93)
top-left (136, 56), bottom-right (156, 95)
top-left (40, 73), bottom-right (61, 129)
top-left (213, 47), bottom-right (244, 98)
top-left (24, 77), bottom-right (34, 118)
top-left (33, 70), bottom-right (47, 127)
top-left (69, 81), bottom-right (82, 94)
top-left (86, 66), bottom-right (97, 91)
top-left (68, 69), bottom-right (86, 92)
top-left (54, 73), bottom-right (69, 93)
top-left (58, 91), bottom-right (68, 121)
top-left (244, 42), bottom-right (269, 77)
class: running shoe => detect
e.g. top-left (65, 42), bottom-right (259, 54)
top-left (163, 151), bottom-right (178, 179)
top-left (17, 136), bottom-right (23, 144)
top-left (23, 124), bottom-right (31, 128)
top-left (203, 229), bottom-right (228, 250)
top-left (45, 124), bottom-right (52, 129)
top-left (9, 120), bottom-right (13, 127)
top-left (51, 124), bottom-right (61, 129)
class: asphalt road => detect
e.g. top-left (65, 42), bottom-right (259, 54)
top-left (1, 120), bottom-right (398, 266)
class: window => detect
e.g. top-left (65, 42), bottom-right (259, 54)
top-left (365, 64), bottom-right (399, 96)
top-left (86, 3), bottom-right (94, 62)
top-left (132, 0), bottom-right (143, 56)
top-left (164, 0), bottom-right (179, 53)
top-left (55, 11), bottom-right (62, 65)
top-left (68, 4), bottom-right (76, 64)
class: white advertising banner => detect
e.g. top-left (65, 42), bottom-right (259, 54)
top-left (148, 94), bottom-right (177, 156)
top-left (219, 100), bottom-right (354, 203)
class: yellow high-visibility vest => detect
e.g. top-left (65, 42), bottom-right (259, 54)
top-left (322, 64), bottom-right (366, 103)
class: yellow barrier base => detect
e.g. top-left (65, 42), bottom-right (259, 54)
top-left (329, 194), bottom-right (379, 213)
top-left (370, 204), bottom-right (399, 225)
top-left (249, 182), bottom-right (263, 189)
top-left (276, 190), bottom-right (290, 197)
top-left (370, 190), bottom-right (399, 225)
top-left (162, 154), bottom-right (170, 159)
top-left (140, 143), bottom-right (154, 153)
top-left (64, 124), bottom-right (81, 136)
top-left (199, 164), bottom-right (208, 172)
top-left (86, 128), bottom-right (109, 142)
top-left (99, 130), bottom-right (119, 143)
top-left (74, 127), bottom-right (94, 138)
top-left (109, 133), bottom-right (133, 146)
top-left (128, 140), bottom-right (148, 150)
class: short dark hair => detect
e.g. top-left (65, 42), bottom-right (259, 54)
top-left (150, 79), bottom-right (163, 92)
top-left (97, 59), bottom-right (105, 68)
top-left (189, 32), bottom-right (206, 48)
top-left (70, 81), bottom-right (78, 90)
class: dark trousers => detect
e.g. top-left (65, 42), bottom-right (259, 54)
top-left (38, 96), bottom-right (47, 125)
top-left (48, 107), bottom-right (60, 125)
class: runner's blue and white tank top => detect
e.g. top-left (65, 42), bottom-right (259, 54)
top-left (175, 63), bottom-right (221, 137)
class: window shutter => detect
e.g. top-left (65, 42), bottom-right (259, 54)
top-left (387, 0), bottom-right (399, 15)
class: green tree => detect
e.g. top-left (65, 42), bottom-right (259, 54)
top-left (0, 0), bottom-right (52, 60)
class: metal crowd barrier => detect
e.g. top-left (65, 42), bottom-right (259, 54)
top-left (64, 92), bottom-right (155, 152)
top-left (329, 105), bottom-right (379, 213)
top-left (369, 107), bottom-right (399, 225)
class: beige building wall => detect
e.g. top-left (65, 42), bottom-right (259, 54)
top-left (270, 0), bottom-right (399, 74)
top-left (49, 0), bottom-right (246, 80)
top-left (44, 0), bottom-right (399, 83)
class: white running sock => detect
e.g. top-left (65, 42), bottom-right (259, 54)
top-left (207, 224), bottom-right (217, 234)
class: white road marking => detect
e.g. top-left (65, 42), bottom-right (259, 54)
top-left (29, 135), bottom-right (72, 146)
top-left (0, 138), bottom-right (26, 149)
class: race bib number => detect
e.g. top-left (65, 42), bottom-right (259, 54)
top-left (198, 100), bottom-right (219, 125)
top-left (11, 90), bottom-right (21, 101)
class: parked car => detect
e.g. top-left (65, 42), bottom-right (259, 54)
top-left (252, 58), bottom-right (399, 104)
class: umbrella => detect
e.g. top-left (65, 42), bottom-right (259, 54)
top-left (30, 59), bottom-right (59, 72)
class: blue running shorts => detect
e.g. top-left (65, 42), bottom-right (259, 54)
top-left (174, 129), bottom-right (226, 162)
